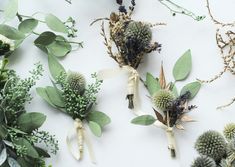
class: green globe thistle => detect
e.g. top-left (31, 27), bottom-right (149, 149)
top-left (224, 123), bottom-right (235, 141)
top-left (66, 71), bottom-right (86, 95)
top-left (195, 130), bottom-right (227, 161)
top-left (191, 156), bottom-right (216, 167)
top-left (124, 21), bottom-right (152, 52)
top-left (152, 89), bottom-right (175, 111)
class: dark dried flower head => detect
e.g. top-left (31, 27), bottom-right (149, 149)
top-left (195, 130), bottom-right (227, 161)
top-left (191, 156), bottom-right (216, 167)
top-left (0, 34), bottom-right (14, 56)
top-left (66, 71), bottom-right (86, 95)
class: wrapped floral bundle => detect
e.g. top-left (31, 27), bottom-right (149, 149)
top-left (131, 50), bottom-right (201, 158)
top-left (0, 62), bottom-right (58, 167)
top-left (191, 123), bottom-right (235, 167)
top-left (198, 0), bottom-right (235, 109)
top-left (91, 0), bottom-right (165, 109)
top-left (37, 54), bottom-right (111, 163)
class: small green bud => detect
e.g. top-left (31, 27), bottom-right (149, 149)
top-left (224, 123), bottom-right (235, 141)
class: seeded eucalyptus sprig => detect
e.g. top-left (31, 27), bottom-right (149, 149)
top-left (0, 62), bottom-right (58, 167)
top-left (36, 54), bottom-right (110, 161)
top-left (131, 50), bottom-right (201, 158)
top-left (0, 0), bottom-right (82, 58)
top-left (191, 123), bottom-right (235, 167)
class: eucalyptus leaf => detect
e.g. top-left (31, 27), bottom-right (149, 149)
top-left (3, 0), bottom-right (18, 22)
top-left (87, 111), bottom-right (111, 128)
top-left (173, 49), bottom-right (192, 81)
top-left (14, 138), bottom-right (39, 158)
top-left (18, 19), bottom-right (38, 34)
top-left (180, 81), bottom-right (201, 99)
top-left (45, 14), bottom-right (68, 33)
top-left (0, 24), bottom-right (25, 40)
top-left (47, 35), bottom-right (72, 57)
top-left (7, 157), bottom-right (21, 167)
top-left (0, 148), bottom-right (7, 165)
top-left (48, 54), bottom-right (66, 80)
top-left (34, 147), bottom-right (50, 158)
top-left (45, 86), bottom-right (65, 108)
top-left (170, 82), bottom-right (178, 97)
top-left (146, 73), bottom-right (160, 96)
top-left (0, 125), bottom-right (8, 139)
top-left (131, 115), bottom-right (156, 126)
top-left (88, 121), bottom-right (102, 137)
top-left (17, 112), bottom-right (46, 133)
top-left (34, 31), bottom-right (56, 47)
top-left (36, 87), bottom-right (56, 107)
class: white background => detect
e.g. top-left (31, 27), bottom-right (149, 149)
top-left (1, 0), bottom-right (235, 166)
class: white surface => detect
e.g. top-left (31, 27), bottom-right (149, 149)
top-left (1, 0), bottom-right (235, 166)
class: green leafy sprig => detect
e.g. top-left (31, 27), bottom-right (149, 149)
top-left (0, 0), bottom-right (83, 58)
top-left (0, 62), bottom-right (58, 167)
top-left (131, 49), bottom-right (201, 158)
top-left (37, 54), bottom-right (111, 137)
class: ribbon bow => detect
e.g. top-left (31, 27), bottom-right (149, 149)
top-left (66, 118), bottom-right (96, 163)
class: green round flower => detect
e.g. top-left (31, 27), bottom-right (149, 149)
top-left (66, 71), bottom-right (86, 94)
top-left (224, 123), bottom-right (235, 141)
top-left (195, 130), bottom-right (227, 161)
top-left (191, 156), bottom-right (216, 167)
top-left (152, 89), bottom-right (175, 111)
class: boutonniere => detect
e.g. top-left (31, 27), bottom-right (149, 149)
top-left (36, 54), bottom-right (111, 163)
top-left (115, 0), bottom-right (205, 21)
top-left (0, 61), bottom-right (58, 167)
top-left (0, 0), bottom-right (82, 58)
top-left (91, 0), bottom-right (165, 109)
top-left (191, 123), bottom-right (235, 167)
top-left (198, 0), bottom-right (235, 109)
top-left (131, 50), bottom-right (201, 158)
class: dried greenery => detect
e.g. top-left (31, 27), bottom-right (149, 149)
top-left (37, 54), bottom-right (110, 161)
top-left (131, 50), bottom-right (201, 158)
top-left (191, 124), bottom-right (235, 167)
top-left (0, 62), bottom-right (58, 167)
top-left (0, 0), bottom-right (82, 58)
top-left (115, 0), bottom-right (205, 21)
top-left (91, 0), bottom-right (165, 109)
top-left (198, 0), bottom-right (235, 109)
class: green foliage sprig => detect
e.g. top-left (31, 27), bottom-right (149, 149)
top-left (37, 54), bottom-right (111, 137)
top-left (0, 62), bottom-right (58, 167)
top-left (0, 0), bottom-right (83, 58)
top-left (131, 50), bottom-right (201, 158)
top-left (191, 123), bottom-right (235, 167)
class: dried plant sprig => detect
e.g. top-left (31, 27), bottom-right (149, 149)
top-left (131, 50), bottom-right (201, 158)
top-left (191, 123), bottom-right (235, 167)
top-left (0, 62), bottom-right (58, 167)
top-left (0, 0), bottom-right (82, 59)
top-left (37, 54), bottom-right (111, 162)
top-left (92, 0), bottom-right (165, 109)
top-left (197, 0), bottom-right (235, 109)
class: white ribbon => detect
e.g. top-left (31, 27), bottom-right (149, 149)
top-left (98, 65), bottom-right (140, 113)
top-left (66, 118), bottom-right (96, 163)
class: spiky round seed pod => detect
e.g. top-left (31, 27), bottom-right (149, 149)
top-left (66, 71), bottom-right (86, 95)
top-left (224, 123), bottom-right (235, 141)
top-left (191, 156), bottom-right (216, 167)
top-left (195, 130), bottom-right (227, 161)
top-left (124, 21), bottom-right (152, 51)
top-left (152, 89), bottom-right (175, 111)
